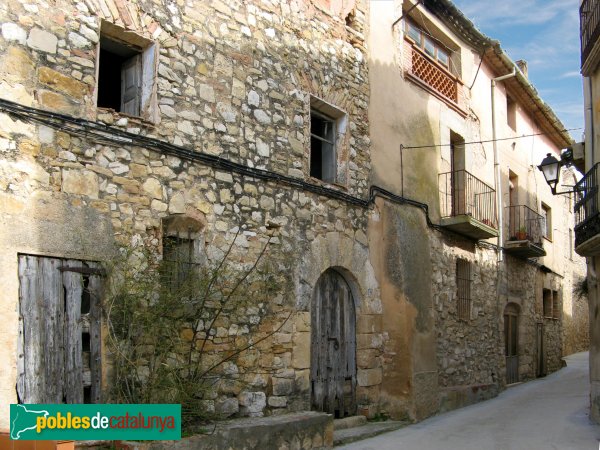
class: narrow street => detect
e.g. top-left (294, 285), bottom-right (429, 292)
top-left (340, 352), bottom-right (600, 450)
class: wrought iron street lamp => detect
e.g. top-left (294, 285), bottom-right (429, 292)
top-left (537, 150), bottom-right (576, 195)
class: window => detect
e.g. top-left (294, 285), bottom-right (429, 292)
top-left (162, 215), bottom-right (205, 291)
top-left (310, 96), bottom-right (346, 183)
top-left (403, 19), bottom-right (452, 70)
top-left (541, 203), bottom-right (552, 240)
top-left (542, 289), bottom-right (559, 319)
top-left (97, 22), bottom-right (156, 119)
top-left (507, 95), bottom-right (517, 131)
top-left (456, 259), bottom-right (471, 321)
top-left (543, 289), bottom-right (552, 318)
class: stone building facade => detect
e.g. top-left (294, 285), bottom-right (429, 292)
top-left (0, 0), bottom-right (589, 434)
top-left (0, 0), bottom-right (386, 429)
top-left (578, 0), bottom-right (600, 424)
top-left (369, 0), bottom-right (588, 421)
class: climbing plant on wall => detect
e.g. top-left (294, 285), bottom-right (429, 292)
top-left (103, 229), bottom-right (293, 434)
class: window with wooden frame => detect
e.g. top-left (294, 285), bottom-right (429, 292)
top-left (552, 290), bottom-right (560, 320)
top-left (541, 203), bottom-right (552, 240)
top-left (97, 22), bottom-right (157, 120)
top-left (543, 288), bottom-right (553, 318)
top-left (310, 96), bottom-right (347, 183)
top-left (456, 259), bottom-right (472, 321)
top-left (404, 19), bottom-right (452, 70)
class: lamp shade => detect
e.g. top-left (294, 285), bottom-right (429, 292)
top-left (538, 153), bottom-right (560, 191)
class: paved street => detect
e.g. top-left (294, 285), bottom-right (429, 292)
top-left (339, 352), bottom-right (600, 450)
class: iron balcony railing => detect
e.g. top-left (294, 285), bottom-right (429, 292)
top-left (574, 162), bottom-right (600, 247)
top-left (505, 205), bottom-right (544, 246)
top-left (439, 170), bottom-right (497, 228)
top-left (581, 0), bottom-right (600, 68)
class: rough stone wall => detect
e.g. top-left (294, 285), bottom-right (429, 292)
top-left (563, 279), bottom-right (590, 356)
top-left (0, 0), bottom-right (385, 428)
top-left (432, 234), bottom-right (500, 410)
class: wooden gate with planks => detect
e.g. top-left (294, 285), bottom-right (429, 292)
top-left (17, 255), bottom-right (103, 404)
top-left (310, 269), bottom-right (357, 418)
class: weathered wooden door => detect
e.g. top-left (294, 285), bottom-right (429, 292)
top-left (504, 303), bottom-right (519, 385)
top-left (310, 269), bottom-right (356, 418)
top-left (536, 322), bottom-right (547, 377)
top-left (17, 255), bottom-right (102, 404)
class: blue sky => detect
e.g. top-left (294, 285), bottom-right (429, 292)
top-left (452, 0), bottom-right (584, 140)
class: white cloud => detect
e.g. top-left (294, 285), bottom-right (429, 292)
top-left (558, 71), bottom-right (582, 79)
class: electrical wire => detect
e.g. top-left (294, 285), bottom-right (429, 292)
top-left (469, 48), bottom-right (486, 90)
top-left (0, 98), bottom-right (450, 232)
top-left (402, 128), bottom-right (581, 150)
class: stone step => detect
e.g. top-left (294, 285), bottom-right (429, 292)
top-left (333, 415), bottom-right (367, 430)
top-left (333, 421), bottom-right (407, 447)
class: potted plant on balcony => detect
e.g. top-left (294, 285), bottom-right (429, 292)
top-left (516, 226), bottom-right (528, 240)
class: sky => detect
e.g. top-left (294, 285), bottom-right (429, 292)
top-left (452, 0), bottom-right (584, 141)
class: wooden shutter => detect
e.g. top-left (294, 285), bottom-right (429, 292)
top-left (121, 54), bottom-right (141, 116)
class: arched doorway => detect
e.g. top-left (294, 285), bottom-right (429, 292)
top-left (310, 268), bottom-right (357, 418)
top-left (504, 303), bottom-right (520, 384)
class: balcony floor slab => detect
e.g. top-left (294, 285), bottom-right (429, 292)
top-left (504, 240), bottom-right (546, 258)
top-left (575, 233), bottom-right (600, 257)
top-left (440, 215), bottom-right (498, 240)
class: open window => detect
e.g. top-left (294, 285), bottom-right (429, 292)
top-left (507, 95), bottom-right (517, 131)
top-left (97, 22), bottom-right (157, 120)
top-left (541, 203), bottom-right (552, 240)
top-left (310, 96), bottom-right (347, 183)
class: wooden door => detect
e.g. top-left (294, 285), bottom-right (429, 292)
top-left (536, 322), bottom-right (547, 377)
top-left (450, 132), bottom-right (466, 216)
top-left (504, 303), bottom-right (519, 385)
top-left (17, 255), bottom-right (102, 404)
top-left (311, 269), bottom-right (356, 418)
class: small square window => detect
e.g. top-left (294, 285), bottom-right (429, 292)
top-left (424, 36), bottom-right (436, 58)
top-left (97, 23), bottom-right (156, 120)
top-left (406, 22), bottom-right (422, 44)
top-left (310, 96), bottom-right (346, 183)
top-left (437, 49), bottom-right (449, 67)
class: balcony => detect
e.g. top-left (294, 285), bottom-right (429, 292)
top-left (581, 0), bottom-right (600, 73)
top-left (439, 170), bottom-right (498, 240)
top-left (504, 205), bottom-right (546, 258)
top-left (575, 163), bottom-right (600, 256)
top-left (403, 40), bottom-right (466, 116)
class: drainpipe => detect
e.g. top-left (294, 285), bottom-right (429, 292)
top-left (491, 68), bottom-right (516, 262)
top-left (586, 76), bottom-right (595, 170)
top-left (491, 68), bottom-right (516, 388)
